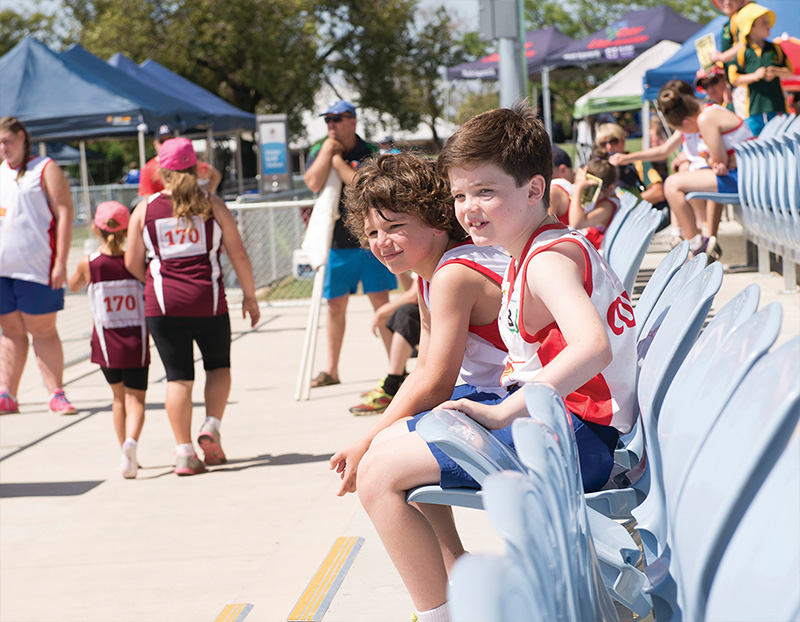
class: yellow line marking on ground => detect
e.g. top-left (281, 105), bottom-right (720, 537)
top-left (287, 536), bottom-right (364, 621)
top-left (214, 602), bottom-right (254, 622)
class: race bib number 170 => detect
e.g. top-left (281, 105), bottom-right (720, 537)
top-left (155, 216), bottom-right (207, 259)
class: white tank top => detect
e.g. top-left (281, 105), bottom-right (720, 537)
top-left (499, 224), bottom-right (636, 433)
top-left (419, 242), bottom-right (510, 394)
top-left (0, 156), bottom-right (56, 285)
top-left (684, 104), bottom-right (753, 167)
top-left (681, 131), bottom-right (711, 171)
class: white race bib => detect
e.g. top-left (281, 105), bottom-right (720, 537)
top-left (155, 216), bottom-right (207, 259)
top-left (90, 280), bottom-right (145, 329)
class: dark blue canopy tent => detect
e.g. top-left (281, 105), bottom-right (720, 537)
top-left (61, 44), bottom-right (211, 133)
top-left (547, 6), bottom-right (703, 68)
top-left (447, 27), bottom-right (574, 81)
top-left (0, 37), bottom-right (179, 140)
top-left (108, 53), bottom-right (256, 133)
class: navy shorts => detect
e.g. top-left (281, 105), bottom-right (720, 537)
top-left (408, 384), bottom-right (619, 494)
top-left (323, 248), bottom-right (397, 300)
top-left (716, 169), bottom-right (739, 194)
top-left (101, 366), bottom-right (149, 391)
top-left (146, 314), bottom-right (231, 382)
top-left (0, 277), bottom-right (64, 315)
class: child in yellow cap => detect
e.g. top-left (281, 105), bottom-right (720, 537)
top-left (729, 3), bottom-right (794, 135)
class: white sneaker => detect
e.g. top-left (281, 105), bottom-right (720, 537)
top-left (121, 443), bottom-right (138, 479)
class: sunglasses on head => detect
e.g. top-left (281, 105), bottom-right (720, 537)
top-left (325, 114), bottom-right (352, 124)
top-left (703, 76), bottom-right (723, 87)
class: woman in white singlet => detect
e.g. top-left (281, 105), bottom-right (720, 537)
top-left (0, 116), bottom-right (77, 416)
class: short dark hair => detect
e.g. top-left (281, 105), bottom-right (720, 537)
top-left (344, 152), bottom-right (467, 248)
top-left (437, 103), bottom-right (552, 208)
top-left (552, 145), bottom-right (572, 169)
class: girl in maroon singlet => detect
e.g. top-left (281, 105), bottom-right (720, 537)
top-left (69, 201), bottom-right (149, 479)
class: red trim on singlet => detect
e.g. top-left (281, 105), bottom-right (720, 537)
top-left (432, 248), bottom-right (507, 351)
top-left (507, 226), bottom-right (592, 345)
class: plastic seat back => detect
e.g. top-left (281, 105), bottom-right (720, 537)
top-left (634, 241), bottom-right (690, 329)
top-left (450, 553), bottom-right (548, 622)
top-left (669, 337), bottom-right (800, 622)
top-left (704, 434), bottom-right (800, 622)
top-left (631, 286), bottom-right (770, 562)
top-left (600, 192), bottom-right (639, 256)
top-left (607, 208), bottom-right (662, 295)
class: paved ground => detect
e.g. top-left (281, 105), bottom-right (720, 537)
top-left (1, 222), bottom-right (797, 622)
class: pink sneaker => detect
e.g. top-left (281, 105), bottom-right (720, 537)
top-left (0, 389), bottom-right (19, 415)
top-left (49, 389), bottom-right (77, 415)
top-left (197, 423), bottom-right (227, 466)
top-left (174, 452), bottom-right (207, 476)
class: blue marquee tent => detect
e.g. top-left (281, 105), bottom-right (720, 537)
top-left (108, 53), bottom-right (256, 133)
top-left (0, 37), bottom-right (178, 140)
top-left (61, 44), bottom-right (210, 132)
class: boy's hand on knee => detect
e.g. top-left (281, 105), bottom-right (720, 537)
top-left (330, 439), bottom-right (369, 496)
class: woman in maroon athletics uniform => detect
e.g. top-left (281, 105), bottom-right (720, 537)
top-left (126, 138), bottom-right (260, 476)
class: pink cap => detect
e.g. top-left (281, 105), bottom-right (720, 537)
top-left (157, 137), bottom-right (197, 171)
top-left (94, 201), bottom-right (129, 231)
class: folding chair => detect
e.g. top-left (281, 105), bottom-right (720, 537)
top-left (658, 337), bottom-right (800, 622)
top-left (704, 435), bottom-right (800, 622)
top-left (599, 191), bottom-right (640, 257)
top-left (449, 553), bottom-right (548, 622)
top-left (632, 289), bottom-right (779, 564)
top-left (606, 207), bottom-right (663, 295)
top-left (633, 241), bottom-right (689, 330)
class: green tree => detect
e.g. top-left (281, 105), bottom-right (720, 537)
top-left (0, 6), bottom-right (58, 56)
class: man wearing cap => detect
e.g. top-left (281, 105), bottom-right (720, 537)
top-left (377, 136), bottom-right (400, 155)
top-left (138, 125), bottom-right (222, 197)
top-left (303, 101), bottom-right (396, 388)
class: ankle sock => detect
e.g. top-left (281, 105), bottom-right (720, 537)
top-left (415, 602), bottom-right (449, 622)
top-left (177, 443), bottom-right (195, 456)
top-left (688, 234), bottom-right (703, 252)
top-left (123, 438), bottom-right (137, 448)
top-left (382, 373), bottom-right (404, 397)
top-left (204, 416), bottom-right (221, 431)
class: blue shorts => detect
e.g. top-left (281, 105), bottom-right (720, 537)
top-left (407, 384), bottom-right (619, 493)
top-left (0, 277), bottom-right (64, 315)
top-left (323, 248), bottom-right (397, 300)
top-left (716, 169), bottom-right (739, 194)
top-left (745, 111), bottom-right (779, 137)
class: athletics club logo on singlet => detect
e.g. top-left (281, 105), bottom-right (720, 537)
top-left (606, 293), bottom-right (635, 336)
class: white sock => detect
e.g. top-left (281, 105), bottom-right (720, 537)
top-left (204, 416), bottom-right (221, 431)
top-left (688, 233), bottom-right (703, 251)
top-left (177, 443), bottom-right (195, 455)
top-left (123, 438), bottom-right (137, 448)
top-left (415, 602), bottom-right (450, 622)
top-left (670, 226), bottom-right (682, 238)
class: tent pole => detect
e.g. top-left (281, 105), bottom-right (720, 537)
top-left (206, 127), bottom-right (214, 168)
top-left (79, 141), bottom-right (90, 218)
top-left (236, 133), bottom-right (244, 196)
top-left (542, 65), bottom-right (552, 139)
top-left (138, 129), bottom-right (147, 169)
top-left (642, 101), bottom-right (651, 150)
top-left (39, 142), bottom-right (47, 157)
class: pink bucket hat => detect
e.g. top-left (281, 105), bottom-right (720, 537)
top-left (94, 201), bottom-right (129, 231)
top-left (158, 137), bottom-right (197, 171)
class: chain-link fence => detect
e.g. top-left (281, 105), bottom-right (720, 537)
top-left (70, 184), bottom-right (141, 219)
top-left (53, 193), bottom-right (319, 367)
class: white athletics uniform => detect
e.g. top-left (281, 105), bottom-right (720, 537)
top-left (551, 178), bottom-right (574, 226)
top-left (419, 241), bottom-right (510, 393)
top-left (0, 156), bottom-right (56, 285)
top-left (499, 223), bottom-right (636, 433)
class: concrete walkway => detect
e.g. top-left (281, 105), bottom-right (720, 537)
top-left (1, 223), bottom-right (797, 622)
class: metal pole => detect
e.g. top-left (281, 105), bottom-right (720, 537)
top-left (499, 37), bottom-right (521, 108)
top-left (79, 141), bottom-right (91, 217)
top-left (236, 133), bottom-right (245, 196)
top-left (641, 101), bottom-right (651, 150)
top-left (542, 66), bottom-right (553, 139)
top-left (137, 129), bottom-right (147, 169)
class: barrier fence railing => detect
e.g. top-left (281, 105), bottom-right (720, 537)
top-left (51, 197), bottom-right (317, 367)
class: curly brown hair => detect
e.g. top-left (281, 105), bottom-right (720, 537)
top-left (344, 152), bottom-right (467, 248)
